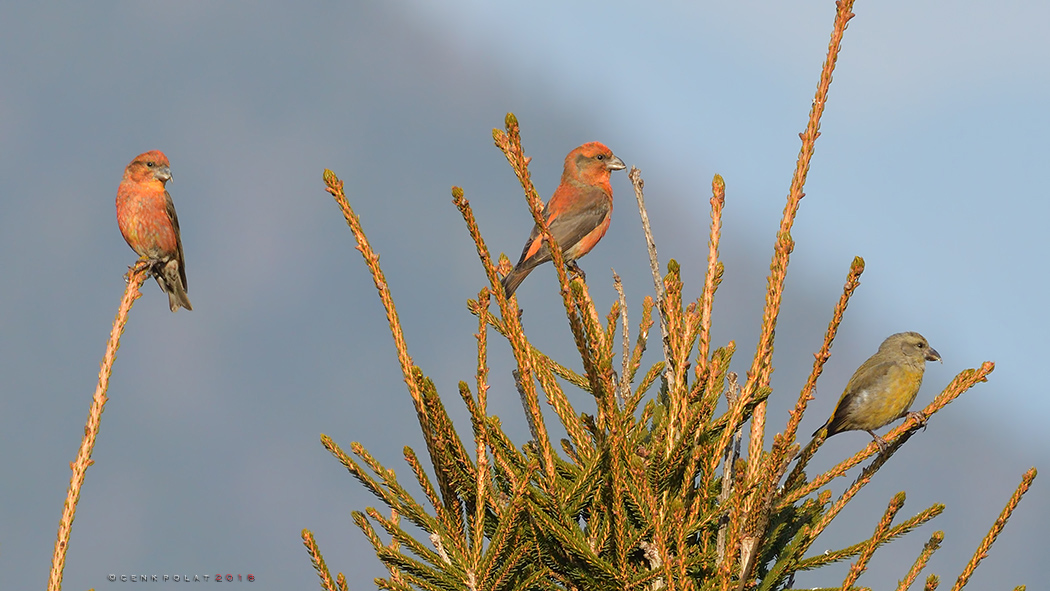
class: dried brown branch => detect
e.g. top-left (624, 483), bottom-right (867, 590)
top-left (628, 167), bottom-right (671, 372)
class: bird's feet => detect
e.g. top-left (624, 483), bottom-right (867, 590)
top-left (124, 258), bottom-right (156, 282)
top-left (867, 431), bottom-right (889, 453)
top-left (905, 410), bottom-right (928, 432)
top-left (567, 261), bottom-right (586, 282)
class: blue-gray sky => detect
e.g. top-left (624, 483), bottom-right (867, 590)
top-left (0, 1), bottom-right (1045, 588)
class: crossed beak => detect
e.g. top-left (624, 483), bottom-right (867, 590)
top-left (606, 155), bottom-right (626, 171)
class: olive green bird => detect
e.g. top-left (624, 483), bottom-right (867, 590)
top-left (814, 331), bottom-right (941, 451)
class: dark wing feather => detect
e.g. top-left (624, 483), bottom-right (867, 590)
top-left (164, 189), bottom-right (188, 289)
top-left (515, 193), bottom-right (610, 270)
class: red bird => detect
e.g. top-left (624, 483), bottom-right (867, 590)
top-left (116, 150), bottom-right (192, 312)
top-left (501, 142), bottom-right (626, 297)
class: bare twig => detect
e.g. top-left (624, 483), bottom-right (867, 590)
top-left (716, 372), bottom-right (743, 563)
top-left (628, 167), bottom-right (671, 371)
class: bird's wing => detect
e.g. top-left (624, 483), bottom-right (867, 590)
top-left (514, 192), bottom-right (610, 269)
top-left (164, 189), bottom-right (188, 289)
top-left (546, 197), bottom-right (610, 252)
top-left (842, 359), bottom-right (899, 400)
top-left (826, 360), bottom-right (902, 432)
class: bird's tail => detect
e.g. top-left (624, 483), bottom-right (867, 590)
top-left (501, 265), bottom-right (534, 298)
top-left (156, 259), bottom-right (193, 312)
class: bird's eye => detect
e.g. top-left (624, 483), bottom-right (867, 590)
top-left (596, 154), bottom-right (605, 160)
top-left (146, 162), bottom-right (154, 167)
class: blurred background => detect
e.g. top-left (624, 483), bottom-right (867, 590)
top-left (0, 1), bottom-right (1046, 588)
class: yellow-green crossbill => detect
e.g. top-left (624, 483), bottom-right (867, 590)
top-left (814, 332), bottom-right (941, 451)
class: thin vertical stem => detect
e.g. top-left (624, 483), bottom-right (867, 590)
top-left (49, 263), bottom-right (148, 591)
top-left (471, 289), bottom-right (491, 558)
top-left (740, 0), bottom-right (856, 424)
top-left (697, 174), bottom-right (726, 372)
top-left (627, 167), bottom-right (671, 374)
top-left (613, 271), bottom-right (630, 405)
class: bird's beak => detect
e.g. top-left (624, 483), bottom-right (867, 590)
top-left (155, 166), bottom-right (172, 183)
top-left (925, 347), bottom-right (941, 363)
top-left (606, 155), bottom-right (626, 171)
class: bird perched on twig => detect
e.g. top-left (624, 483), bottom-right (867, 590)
top-left (501, 142), bottom-right (625, 298)
top-left (116, 150), bottom-right (192, 312)
top-left (814, 331), bottom-right (941, 451)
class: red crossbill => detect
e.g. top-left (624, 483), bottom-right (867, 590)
top-left (814, 331), bottom-right (940, 451)
top-left (115, 150), bottom-right (192, 312)
top-left (501, 142), bottom-right (626, 297)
